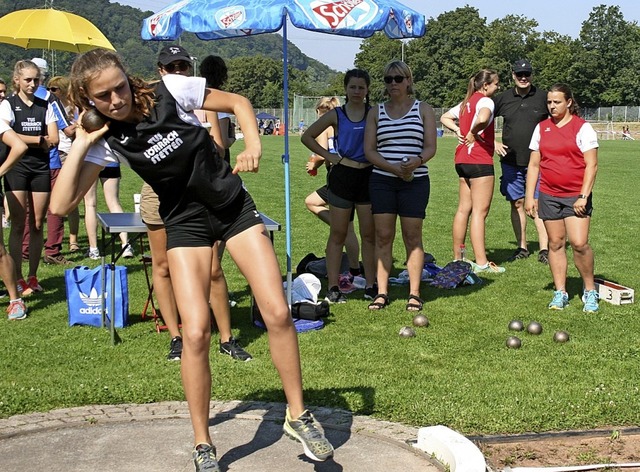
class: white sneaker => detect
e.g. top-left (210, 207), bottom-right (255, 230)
top-left (122, 244), bottom-right (134, 258)
top-left (87, 248), bottom-right (100, 260)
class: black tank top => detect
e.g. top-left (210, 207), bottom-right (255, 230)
top-left (6, 94), bottom-right (49, 172)
top-left (104, 82), bottom-right (242, 224)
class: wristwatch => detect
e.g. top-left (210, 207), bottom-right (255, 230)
top-left (578, 194), bottom-right (587, 199)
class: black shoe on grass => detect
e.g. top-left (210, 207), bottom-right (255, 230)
top-left (325, 286), bottom-right (347, 304)
top-left (507, 247), bottom-right (530, 262)
top-left (167, 336), bottom-right (183, 361)
top-left (220, 337), bottom-right (253, 361)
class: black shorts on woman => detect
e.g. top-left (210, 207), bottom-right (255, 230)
top-left (326, 162), bottom-right (372, 209)
top-left (454, 163), bottom-right (494, 179)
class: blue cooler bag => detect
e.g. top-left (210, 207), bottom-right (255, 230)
top-left (65, 265), bottom-right (128, 328)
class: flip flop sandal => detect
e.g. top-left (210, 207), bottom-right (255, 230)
top-left (368, 293), bottom-right (389, 310)
top-left (406, 295), bottom-right (424, 312)
top-left (69, 243), bottom-right (81, 253)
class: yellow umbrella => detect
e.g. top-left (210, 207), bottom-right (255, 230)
top-left (0, 8), bottom-right (115, 53)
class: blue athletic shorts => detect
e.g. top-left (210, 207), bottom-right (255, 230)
top-left (500, 163), bottom-right (539, 201)
top-left (369, 172), bottom-right (430, 218)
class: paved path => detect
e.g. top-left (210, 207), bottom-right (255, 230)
top-left (0, 400), bottom-right (441, 471)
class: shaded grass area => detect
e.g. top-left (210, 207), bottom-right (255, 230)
top-left (1, 136), bottom-right (638, 436)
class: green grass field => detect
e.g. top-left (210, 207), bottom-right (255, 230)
top-left (1, 136), bottom-right (638, 436)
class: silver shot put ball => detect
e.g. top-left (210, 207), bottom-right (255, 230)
top-left (81, 108), bottom-right (107, 132)
top-left (553, 330), bottom-right (570, 343)
top-left (508, 319), bottom-right (524, 331)
top-left (399, 326), bottom-right (416, 338)
top-left (526, 321), bottom-right (543, 335)
top-left (412, 314), bottom-right (429, 328)
top-left (506, 336), bottom-right (522, 349)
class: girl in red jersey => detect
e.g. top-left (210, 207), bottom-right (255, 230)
top-left (525, 84), bottom-right (599, 313)
top-left (440, 69), bottom-right (505, 273)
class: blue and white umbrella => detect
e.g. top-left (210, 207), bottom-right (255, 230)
top-left (141, 0), bottom-right (426, 300)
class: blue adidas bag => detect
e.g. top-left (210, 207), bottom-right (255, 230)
top-left (65, 265), bottom-right (128, 328)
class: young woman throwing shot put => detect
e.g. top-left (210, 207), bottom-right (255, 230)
top-left (51, 48), bottom-right (333, 472)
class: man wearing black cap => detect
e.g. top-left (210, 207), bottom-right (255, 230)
top-left (493, 59), bottom-right (549, 264)
top-left (157, 44), bottom-right (194, 75)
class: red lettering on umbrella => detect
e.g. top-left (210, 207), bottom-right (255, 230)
top-left (313, 0), bottom-right (364, 29)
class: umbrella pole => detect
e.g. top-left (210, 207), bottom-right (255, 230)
top-left (282, 20), bottom-right (293, 306)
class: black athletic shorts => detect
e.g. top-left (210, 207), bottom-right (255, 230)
top-left (538, 191), bottom-right (593, 221)
top-left (326, 163), bottom-right (372, 208)
top-left (314, 184), bottom-right (354, 221)
top-left (455, 163), bottom-right (495, 179)
top-left (99, 166), bottom-right (122, 179)
top-left (4, 166), bottom-right (51, 192)
top-left (165, 189), bottom-right (263, 249)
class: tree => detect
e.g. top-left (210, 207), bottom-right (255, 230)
top-left (410, 7), bottom-right (488, 108)
top-left (528, 32), bottom-right (579, 91)
top-left (481, 15), bottom-right (541, 82)
top-left (354, 33), bottom-right (403, 102)
top-left (572, 5), bottom-right (638, 107)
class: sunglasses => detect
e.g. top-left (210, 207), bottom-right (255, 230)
top-left (383, 75), bottom-right (406, 84)
top-left (515, 72), bottom-right (531, 78)
top-left (163, 61), bottom-right (191, 73)
top-left (47, 87), bottom-right (60, 92)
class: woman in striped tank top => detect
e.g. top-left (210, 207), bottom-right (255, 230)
top-left (364, 60), bottom-right (437, 312)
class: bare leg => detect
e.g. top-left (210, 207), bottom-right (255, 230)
top-left (544, 219), bottom-right (568, 291)
top-left (84, 181), bottom-right (99, 250)
top-left (452, 178), bottom-right (472, 260)
top-left (534, 213), bottom-right (549, 251)
top-left (400, 216), bottom-right (424, 300)
top-left (565, 216), bottom-right (595, 291)
top-left (68, 206), bottom-right (80, 248)
top-left (101, 176), bottom-right (128, 246)
top-left (209, 240), bottom-right (233, 342)
top-left (325, 206), bottom-right (353, 289)
top-left (6, 191), bottom-right (28, 281)
top-left (355, 204), bottom-right (375, 287)
top-left (510, 198), bottom-right (527, 249)
top-left (28, 191), bottom-right (49, 277)
top-left (167, 245), bottom-right (215, 447)
top-left (306, 190), bottom-right (360, 272)
top-left (226, 224), bottom-right (305, 418)
top-left (146, 224), bottom-right (181, 339)
top-left (373, 213), bottom-right (397, 296)
top-left (467, 176), bottom-right (494, 266)
top-left (0, 227), bottom-right (19, 300)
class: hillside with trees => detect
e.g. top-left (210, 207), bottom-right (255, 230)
top-left (0, 0), bottom-right (340, 107)
top-left (1, 2), bottom-right (639, 109)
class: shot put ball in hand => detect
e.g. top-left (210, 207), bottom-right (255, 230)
top-left (81, 108), bottom-right (107, 132)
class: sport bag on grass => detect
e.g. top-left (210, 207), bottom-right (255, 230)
top-left (429, 260), bottom-right (474, 289)
top-left (65, 265), bottom-right (128, 328)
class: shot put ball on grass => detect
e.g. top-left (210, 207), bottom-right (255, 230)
top-left (399, 326), bottom-right (416, 338)
top-left (526, 321), bottom-right (543, 335)
top-left (506, 336), bottom-right (522, 349)
top-left (412, 314), bottom-right (429, 327)
top-left (81, 108), bottom-right (108, 132)
top-left (554, 331), bottom-right (570, 343)
top-left (508, 319), bottom-right (524, 331)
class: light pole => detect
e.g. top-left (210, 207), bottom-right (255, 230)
top-left (191, 56), bottom-right (198, 76)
